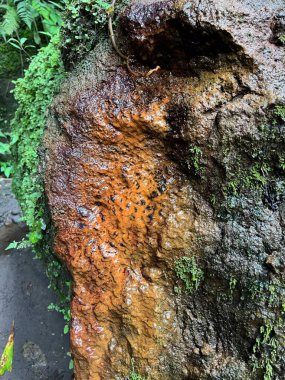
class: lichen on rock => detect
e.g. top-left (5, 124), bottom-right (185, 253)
top-left (43, 0), bottom-right (285, 379)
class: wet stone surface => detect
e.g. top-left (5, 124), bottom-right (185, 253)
top-left (44, 0), bottom-right (285, 379)
top-left (0, 179), bottom-right (72, 380)
top-left (0, 179), bottom-right (22, 226)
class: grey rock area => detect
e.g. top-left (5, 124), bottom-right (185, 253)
top-left (0, 179), bottom-right (72, 379)
top-left (124, 0), bottom-right (285, 100)
top-left (0, 179), bottom-right (22, 226)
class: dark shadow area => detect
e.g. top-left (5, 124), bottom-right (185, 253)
top-left (122, 9), bottom-right (252, 76)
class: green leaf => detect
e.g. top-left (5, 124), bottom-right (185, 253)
top-left (20, 37), bottom-right (27, 45)
top-left (0, 5), bottom-right (19, 37)
top-left (68, 359), bottom-right (74, 370)
top-left (0, 322), bottom-right (14, 375)
top-left (5, 241), bottom-right (18, 250)
top-left (0, 142), bottom-right (10, 154)
top-left (6, 40), bottom-right (21, 50)
top-left (0, 163), bottom-right (12, 178)
top-left (33, 30), bottom-right (41, 45)
top-left (63, 324), bottom-right (69, 334)
top-left (28, 230), bottom-right (42, 244)
top-left (95, 0), bottom-right (113, 12)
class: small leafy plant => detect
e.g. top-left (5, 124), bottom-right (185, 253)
top-left (11, 33), bottom-right (64, 243)
top-left (5, 238), bottom-right (31, 250)
top-left (0, 0), bottom-right (65, 73)
top-left (251, 322), bottom-right (279, 380)
top-left (189, 145), bottom-right (203, 175)
top-left (0, 130), bottom-right (12, 177)
top-left (175, 256), bottom-right (204, 294)
top-left (48, 300), bottom-right (71, 334)
top-left (62, 0), bottom-right (129, 66)
top-left (229, 275), bottom-right (237, 295)
top-left (278, 34), bottom-right (285, 44)
top-left (129, 359), bottom-right (149, 380)
top-left (275, 104), bottom-right (285, 121)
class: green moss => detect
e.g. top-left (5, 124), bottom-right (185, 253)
top-left (218, 108), bottom-right (285, 218)
top-left (61, 0), bottom-right (129, 67)
top-left (11, 34), bottom-right (64, 240)
top-left (188, 145), bottom-right (203, 176)
top-left (183, 104), bottom-right (285, 380)
top-left (129, 360), bottom-right (150, 380)
top-left (0, 43), bottom-right (21, 78)
top-left (10, 34), bottom-right (71, 317)
top-left (275, 105), bottom-right (285, 121)
top-left (251, 322), bottom-right (280, 380)
top-left (175, 256), bottom-right (204, 294)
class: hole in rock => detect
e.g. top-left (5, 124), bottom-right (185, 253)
top-left (127, 19), bottom-right (248, 74)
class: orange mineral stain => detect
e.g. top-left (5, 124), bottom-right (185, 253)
top-left (45, 75), bottom-right (202, 379)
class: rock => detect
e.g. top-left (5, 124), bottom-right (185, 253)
top-left (43, 0), bottom-right (285, 379)
top-left (201, 343), bottom-right (215, 357)
top-left (265, 251), bottom-right (284, 273)
top-left (22, 341), bottom-right (48, 379)
top-left (0, 179), bottom-right (22, 229)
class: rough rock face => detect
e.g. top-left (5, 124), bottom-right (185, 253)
top-left (44, 0), bottom-right (285, 379)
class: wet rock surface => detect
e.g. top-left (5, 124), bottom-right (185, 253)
top-left (44, 0), bottom-right (285, 379)
top-left (0, 179), bottom-right (22, 226)
top-left (0, 180), bottom-right (72, 379)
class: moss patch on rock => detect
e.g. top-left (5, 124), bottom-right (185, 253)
top-left (10, 35), bottom-right (71, 314)
top-left (61, 0), bottom-right (129, 68)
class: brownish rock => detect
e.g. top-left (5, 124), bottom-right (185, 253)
top-left (44, 0), bottom-right (285, 379)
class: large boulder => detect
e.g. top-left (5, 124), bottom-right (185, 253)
top-left (43, 0), bottom-right (285, 379)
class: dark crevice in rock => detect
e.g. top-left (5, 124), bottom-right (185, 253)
top-left (122, 4), bottom-right (253, 75)
top-left (270, 14), bottom-right (285, 46)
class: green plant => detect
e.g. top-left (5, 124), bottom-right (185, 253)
top-left (275, 105), bottom-right (285, 121)
top-left (9, 35), bottom-right (72, 327)
top-left (0, 42), bottom-right (21, 76)
top-left (11, 33), bottom-right (64, 243)
top-left (175, 256), bottom-right (204, 294)
top-left (129, 359), bottom-right (149, 380)
top-left (48, 297), bottom-right (71, 334)
top-left (5, 237), bottom-right (31, 250)
top-left (0, 0), bottom-right (63, 44)
top-left (252, 322), bottom-right (279, 380)
top-left (61, 0), bottom-right (128, 67)
top-left (0, 0), bottom-right (64, 72)
top-left (188, 145), bottom-right (203, 176)
top-left (229, 275), bottom-right (237, 295)
top-left (0, 130), bottom-right (12, 177)
top-left (45, 255), bottom-right (72, 330)
top-left (246, 272), bottom-right (285, 380)
top-left (278, 35), bottom-right (285, 44)
top-left (67, 352), bottom-right (73, 370)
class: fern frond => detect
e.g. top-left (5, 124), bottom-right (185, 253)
top-left (31, 0), bottom-right (51, 19)
top-left (16, 0), bottom-right (37, 29)
top-left (31, 0), bottom-right (62, 33)
top-left (0, 4), bottom-right (19, 38)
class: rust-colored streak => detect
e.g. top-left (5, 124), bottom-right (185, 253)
top-left (46, 77), bottom-right (189, 379)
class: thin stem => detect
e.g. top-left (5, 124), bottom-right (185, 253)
top-left (108, 0), bottom-right (160, 78)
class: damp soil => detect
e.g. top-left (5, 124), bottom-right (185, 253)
top-left (0, 179), bottom-right (72, 380)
